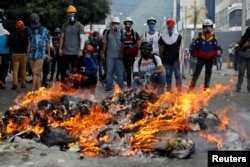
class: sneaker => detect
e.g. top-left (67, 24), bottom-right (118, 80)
top-left (21, 84), bottom-right (27, 88)
top-left (11, 85), bottom-right (17, 90)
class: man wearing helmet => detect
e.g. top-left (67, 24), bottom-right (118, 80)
top-left (132, 41), bottom-right (166, 94)
top-left (159, 18), bottom-right (182, 93)
top-left (122, 17), bottom-right (140, 88)
top-left (8, 20), bottom-right (28, 89)
top-left (141, 17), bottom-right (160, 55)
top-left (59, 5), bottom-right (85, 82)
top-left (73, 44), bottom-right (97, 95)
top-left (101, 16), bottom-right (124, 91)
top-left (188, 19), bottom-right (218, 91)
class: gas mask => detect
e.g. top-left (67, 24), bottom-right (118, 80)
top-left (168, 27), bottom-right (174, 37)
top-left (141, 49), bottom-right (152, 59)
top-left (148, 24), bottom-right (155, 33)
top-left (67, 13), bottom-right (75, 23)
top-left (203, 26), bottom-right (212, 33)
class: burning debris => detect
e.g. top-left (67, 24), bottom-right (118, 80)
top-left (0, 83), bottom-right (249, 159)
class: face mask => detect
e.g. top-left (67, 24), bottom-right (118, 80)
top-left (141, 49), bottom-right (152, 59)
top-left (112, 25), bottom-right (118, 32)
top-left (125, 24), bottom-right (131, 31)
top-left (168, 27), bottom-right (174, 36)
top-left (67, 13), bottom-right (75, 23)
top-left (203, 26), bottom-right (212, 33)
top-left (148, 24), bottom-right (155, 33)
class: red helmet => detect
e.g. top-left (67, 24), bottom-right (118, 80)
top-left (16, 20), bottom-right (25, 29)
top-left (84, 45), bottom-right (94, 54)
top-left (166, 19), bottom-right (176, 27)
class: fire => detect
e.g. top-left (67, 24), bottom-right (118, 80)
top-left (0, 81), bottom-right (237, 157)
top-left (198, 131), bottom-right (223, 148)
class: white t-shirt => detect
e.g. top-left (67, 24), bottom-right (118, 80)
top-left (133, 55), bottom-right (162, 76)
top-left (141, 31), bottom-right (160, 55)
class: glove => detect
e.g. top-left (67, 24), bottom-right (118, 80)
top-left (144, 72), bottom-right (152, 78)
top-left (134, 77), bottom-right (143, 84)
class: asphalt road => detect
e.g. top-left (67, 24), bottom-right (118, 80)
top-left (0, 63), bottom-right (249, 167)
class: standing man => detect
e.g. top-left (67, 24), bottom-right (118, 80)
top-left (141, 17), bottom-right (160, 55)
top-left (27, 13), bottom-right (51, 91)
top-left (216, 45), bottom-right (223, 71)
top-left (159, 18), bottom-right (182, 92)
top-left (101, 17), bottom-right (124, 91)
top-left (49, 28), bottom-right (61, 81)
top-left (122, 17), bottom-right (140, 88)
top-left (59, 5), bottom-right (85, 82)
top-left (0, 18), bottom-right (10, 89)
top-left (188, 19), bottom-right (218, 91)
top-left (235, 27), bottom-right (250, 93)
top-left (8, 20), bottom-right (28, 89)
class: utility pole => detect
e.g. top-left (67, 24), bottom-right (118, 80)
top-left (242, 0), bottom-right (246, 35)
top-left (194, 0), bottom-right (197, 32)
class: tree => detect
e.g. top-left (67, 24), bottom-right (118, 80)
top-left (186, 5), bottom-right (207, 31)
top-left (0, 0), bottom-right (111, 32)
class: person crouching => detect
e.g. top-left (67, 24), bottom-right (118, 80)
top-left (73, 45), bottom-right (97, 95)
top-left (131, 42), bottom-right (166, 94)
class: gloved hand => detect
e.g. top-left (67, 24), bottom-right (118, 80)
top-left (144, 72), bottom-right (152, 78)
top-left (134, 77), bottom-right (143, 84)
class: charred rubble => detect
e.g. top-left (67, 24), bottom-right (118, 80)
top-left (0, 89), bottom-right (249, 159)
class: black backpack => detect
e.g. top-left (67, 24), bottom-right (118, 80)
top-left (8, 28), bottom-right (28, 51)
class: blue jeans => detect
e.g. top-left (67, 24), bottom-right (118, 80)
top-left (105, 57), bottom-right (124, 90)
top-left (131, 72), bottom-right (166, 94)
top-left (164, 61), bottom-right (182, 92)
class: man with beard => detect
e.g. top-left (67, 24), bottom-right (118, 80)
top-left (158, 18), bottom-right (182, 93)
top-left (59, 5), bottom-right (85, 82)
top-left (188, 19), bottom-right (218, 91)
top-left (131, 41), bottom-right (166, 95)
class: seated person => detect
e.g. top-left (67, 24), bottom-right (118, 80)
top-left (74, 45), bottom-right (97, 94)
top-left (132, 42), bottom-right (166, 94)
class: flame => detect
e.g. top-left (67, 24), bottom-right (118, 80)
top-left (0, 81), bottom-right (239, 156)
top-left (198, 131), bottom-right (223, 148)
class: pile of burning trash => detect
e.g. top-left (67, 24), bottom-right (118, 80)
top-left (0, 83), bottom-right (249, 159)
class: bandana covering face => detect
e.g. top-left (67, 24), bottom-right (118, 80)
top-left (168, 27), bottom-right (174, 36)
top-left (161, 25), bottom-right (179, 45)
top-left (148, 24), bottom-right (155, 33)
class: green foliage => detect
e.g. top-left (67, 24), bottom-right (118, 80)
top-left (0, 0), bottom-right (111, 32)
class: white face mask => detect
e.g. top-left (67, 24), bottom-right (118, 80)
top-left (67, 13), bottom-right (75, 22)
top-left (112, 24), bottom-right (119, 32)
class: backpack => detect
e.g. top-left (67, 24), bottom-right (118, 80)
top-left (8, 28), bottom-right (28, 51)
top-left (138, 54), bottom-right (157, 72)
top-left (106, 29), bottom-right (137, 44)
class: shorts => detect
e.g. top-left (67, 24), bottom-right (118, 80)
top-left (29, 59), bottom-right (44, 75)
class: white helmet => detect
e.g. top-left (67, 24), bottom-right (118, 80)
top-left (147, 17), bottom-right (157, 24)
top-left (123, 17), bottom-right (133, 25)
top-left (202, 19), bottom-right (213, 27)
top-left (111, 17), bottom-right (120, 24)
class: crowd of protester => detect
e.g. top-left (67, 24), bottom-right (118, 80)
top-left (1, 4), bottom-right (249, 96)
